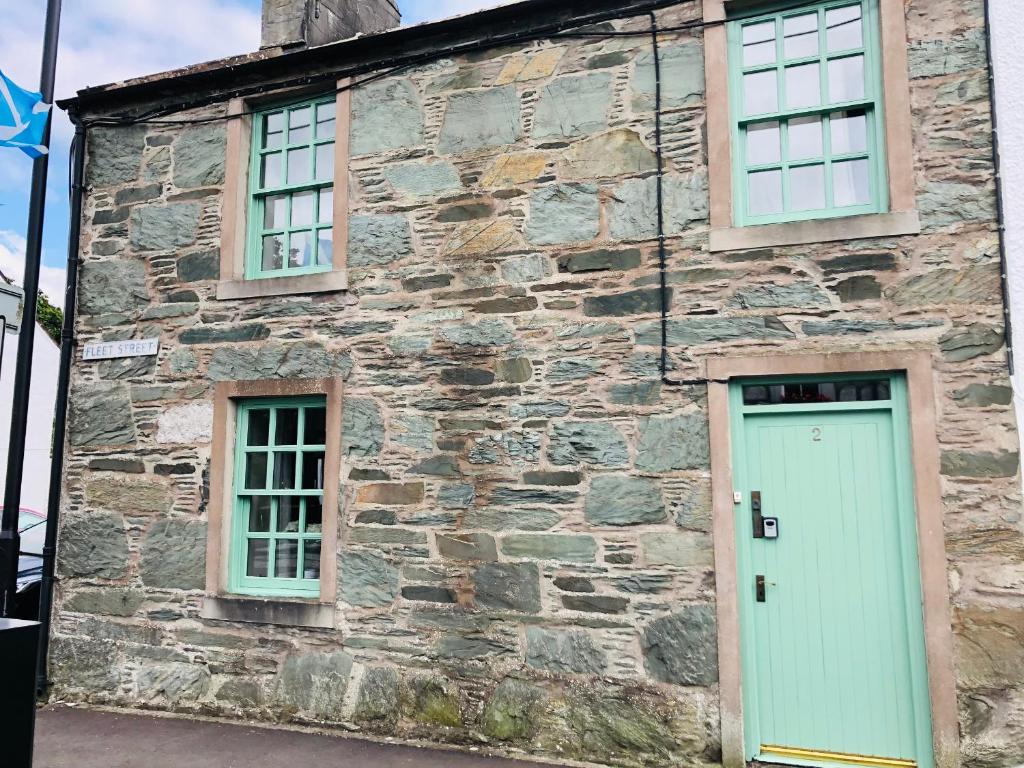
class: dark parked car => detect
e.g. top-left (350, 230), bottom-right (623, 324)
top-left (15, 509), bottom-right (44, 620)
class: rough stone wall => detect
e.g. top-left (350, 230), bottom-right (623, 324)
top-left (51, 1), bottom-right (1023, 766)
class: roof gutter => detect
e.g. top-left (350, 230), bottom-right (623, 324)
top-left (59, 0), bottom-right (691, 117)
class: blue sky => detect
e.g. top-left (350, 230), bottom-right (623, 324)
top-left (0, 0), bottom-right (506, 305)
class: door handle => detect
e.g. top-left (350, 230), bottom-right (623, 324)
top-left (755, 575), bottom-right (776, 602)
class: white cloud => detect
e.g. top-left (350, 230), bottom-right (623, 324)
top-left (0, 230), bottom-right (67, 309)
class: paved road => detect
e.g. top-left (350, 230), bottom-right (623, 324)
top-left (34, 706), bottom-right (552, 768)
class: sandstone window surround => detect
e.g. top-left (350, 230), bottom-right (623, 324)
top-left (217, 80), bottom-right (351, 300)
top-left (202, 378), bottom-right (343, 629)
top-left (704, 0), bottom-right (919, 251)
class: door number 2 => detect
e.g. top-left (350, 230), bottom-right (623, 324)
top-left (811, 427), bottom-right (823, 442)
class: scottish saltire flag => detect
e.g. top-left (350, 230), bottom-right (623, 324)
top-left (0, 70), bottom-right (50, 158)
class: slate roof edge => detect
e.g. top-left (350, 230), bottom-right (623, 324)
top-left (58, 0), bottom-right (690, 115)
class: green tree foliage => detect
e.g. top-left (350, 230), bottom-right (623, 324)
top-left (36, 292), bottom-right (63, 346)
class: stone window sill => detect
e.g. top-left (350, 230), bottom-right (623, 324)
top-left (216, 270), bottom-right (348, 301)
top-left (201, 595), bottom-right (335, 629)
top-left (709, 210), bottom-right (920, 252)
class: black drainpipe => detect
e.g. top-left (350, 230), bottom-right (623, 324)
top-left (36, 110), bottom-right (86, 694)
top-left (982, 0), bottom-right (1015, 377)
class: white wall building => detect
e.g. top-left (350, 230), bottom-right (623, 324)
top-left (0, 295), bottom-right (60, 516)
top-left (989, 0), bottom-right (1024, 442)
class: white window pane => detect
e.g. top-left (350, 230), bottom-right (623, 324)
top-left (303, 541), bottom-right (322, 579)
top-left (317, 228), bottom-right (333, 266)
top-left (830, 110), bottom-right (868, 154)
top-left (263, 112), bottom-right (284, 150)
top-left (827, 4), bottom-right (863, 52)
top-left (291, 190), bottom-right (315, 227)
top-left (743, 21), bottom-right (776, 67)
top-left (318, 188), bottom-right (333, 224)
top-left (747, 122), bottom-right (781, 165)
top-left (261, 153), bottom-right (282, 188)
top-left (266, 112), bottom-right (285, 134)
top-left (784, 13), bottom-right (819, 59)
top-left (790, 164), bottom-right (826, 210)
top-left (828, 55), bottom-right (865, 102)
top-left (786, 63), bottom-right (821, 109)
top-left (287, 147), bottom-right (311, 184)
top-left (749, 169), bottom-right (783, 216)
top-left (788, 116), bottom-right (823, 160)
top-left (275, 540), bottom-right (298, 579)
top-left (264, 194), bottom-right (287, 229)
top-left (316, 103), bottom-right (336, 139)
top-left (248, 497), bottom-right (271, 532)
top-left (289, 230), bottom-right (313, 268)
top-left (744, 70), bottom-right (778, 116)
top-left (833, 158), bottom-right (871, 206)
top-left (289, 106), bottom-right (312, 143)
top-left (262, 234), bottom-right (284, 271)
top-left (315, 143), bottom-right (334, 182)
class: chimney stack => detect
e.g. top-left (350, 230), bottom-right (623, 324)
top-left (261, 0), bottom-right (401, 49)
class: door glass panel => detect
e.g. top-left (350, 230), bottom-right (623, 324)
top-left (833, 158), bottom-right (870, 206)
top-left (749, 169), bottom-right (783, 216)
top-left (785, 63), bottom-right (821, 109)
top-left (784, 13), bottom-right (819, 59)
top-left (790, 164), bottom-right (826, 211)
top-left (743, 21), bottom-right (777, 67)
top-left (827, 4), bottom-right (863, 52)
top-left (830, 110), bottom-right (868, 154)
top-left (744, 70), bottom-right (778, 116)
top-left (828, 55), bottom-right (865, 102)
top-left (747, 122), bottom-right (781, 165)
top-left (788, 116), bottom-right (823, 160)
top-left (742, 379), bottom-right (893, 405)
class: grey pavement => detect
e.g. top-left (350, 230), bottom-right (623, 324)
top-left (34, 706), bottom-right (555, 768)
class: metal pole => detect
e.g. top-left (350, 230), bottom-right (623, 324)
top-left (36, 115), bottom-right (85, 692)
top-left (0, 0), bottom-right (63, 618)
top-left (0, 316), bottom-right (7, 380)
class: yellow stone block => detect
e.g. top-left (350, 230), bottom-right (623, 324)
top-left (494, 48), bottom-right (565, 85)
top-left (481, 152), bottom-right (548, 187)
top-left (443, 219), bottom-right (524, 257)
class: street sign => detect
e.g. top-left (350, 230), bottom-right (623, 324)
top-left (0, 283), bottom-right (24, 333)
top-left (82, 338), bottom-right (160, 361)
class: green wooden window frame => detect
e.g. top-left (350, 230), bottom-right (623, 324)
top-left (727, 0), bottom-right (888, 227)
top-left (246, 96), bottom-right (336, 280)
top-left (230, 397), bottom-right (327, 598)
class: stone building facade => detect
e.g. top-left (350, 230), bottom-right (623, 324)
top-left (50, 0), bottom-right (1023, 766)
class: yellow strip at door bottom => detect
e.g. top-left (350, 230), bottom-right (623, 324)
top-left (761, 745), bottom-right (916, 768)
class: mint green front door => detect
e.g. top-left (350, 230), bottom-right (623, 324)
top-left (731, 376), bottom-right (933, 768)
